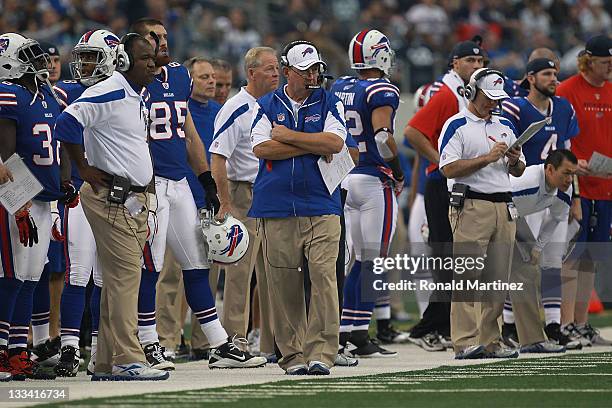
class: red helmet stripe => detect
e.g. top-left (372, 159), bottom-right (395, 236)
top-left (352, 29), bottom-right (370, 64)
top-left (83, 30), bottom-right (95, 42)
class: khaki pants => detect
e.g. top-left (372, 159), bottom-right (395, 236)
top-left (509, 243), bottom-right (547, 345)
top-left (261, 216), bottom-right (340, 370)
top-left (156, 249), bottom-right (183, 350)
top-left (80, 184), bottom-right (148, 372)
top-left (449, 199), bottom-right (515, 352)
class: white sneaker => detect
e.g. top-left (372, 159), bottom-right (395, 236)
top-left (111, 362), bottom-right (170, 381)
top-left (87, 348), bottom-right (96, 375)
top-left (247, 328), bottom-right (261, 355)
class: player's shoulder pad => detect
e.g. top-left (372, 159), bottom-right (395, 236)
top-left (0, 81), bottom-right (21, 107)
top-left (363, 77), bottom-right (400, 105)
top-left (501, 96), bottom-right (522, 120)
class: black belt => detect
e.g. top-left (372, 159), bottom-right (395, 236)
top-left (466, 190), bottom-right (512, 203)
top-left (129, 184), bottom-right (147, 193)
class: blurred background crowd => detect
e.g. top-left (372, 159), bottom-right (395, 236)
top-left (1, 0), bottom-right (610, 90)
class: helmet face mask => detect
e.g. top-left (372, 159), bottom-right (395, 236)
top-left (0, 33), bottom-right (50, 81)
top-left (349, 29), bottom-right (395, 76)
top-left (69, 30), bottom-right (119, 86)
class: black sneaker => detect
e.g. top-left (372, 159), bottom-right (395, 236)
top-left (30, 338), bottom-right (60, 367)
top-left (209, 337), bottom-right (267, 369)
top-left (143, 342), bottom-right (175, 371)
top-left (406, 332), bottom-right (445, 351)
top-left (545, 323), bottom-right (582, 350)
top-left (578, 323), bottom-right (612, 346)
top-left (348, 340), bottom-right (397, 358)
top-left (376, 325), bottom-right (411, 344)
top-left (501, 323), bottom-right (520, 348)
top-left (54, 346), bottom-right (80, 377)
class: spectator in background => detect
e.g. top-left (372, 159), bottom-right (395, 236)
top-left (218, 8), bottom-right (260, 81)
top-left (405, 0), bottom-right (450, 48)
top-left (519, 0), bottom-right (551, 37)
top-left (211, 58), bottom-right (233, 105)
top-left (578, 0), bottom-right (612, 39)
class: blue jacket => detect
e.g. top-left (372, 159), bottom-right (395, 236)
top-left (249, 86), bottom-right (347, 218)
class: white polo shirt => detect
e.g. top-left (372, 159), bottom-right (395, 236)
top-left (511, 163), bottom-right (572, 249)
top-left (209, 87), bottom-right (260, 183)
top-left (63, 72), bottom-right (153, 187)
top-left (439, 108), bottom-right (525, 194)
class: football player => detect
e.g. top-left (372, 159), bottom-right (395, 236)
top-left (0, 33), bottom-right (65, 380)
top-left (501, 56), bottom-right (581, 349)
top-left (331, 29), bottom-right (406, 357)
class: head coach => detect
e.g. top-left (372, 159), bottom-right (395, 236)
top-left (249, 41), bottom-right (347, 375)
top-left (438, 68), bottom-right (526, 359)
top-left (54, 34), bottom-right (167, 380)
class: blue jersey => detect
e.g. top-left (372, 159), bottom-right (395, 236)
top-left (54, 80), bottom-right (88, 189)
top-left (186, 98), bottom-right (222, 209)
top-left (188, 98), bottom-right (221, 163)
top-left (147, 62), bottom-right (192, 180)
top-left (501, 96), bottom-right (579, 165)
top-left (331, 76), bottom-right (400, 178)
top-left (0, 81), bottom-right (61, 201)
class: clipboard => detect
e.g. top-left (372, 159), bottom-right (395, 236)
top-left (505, 117), bottom-right (550, 154)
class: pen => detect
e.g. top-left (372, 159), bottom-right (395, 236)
top-left (488, 136), bottom-right (497, 143)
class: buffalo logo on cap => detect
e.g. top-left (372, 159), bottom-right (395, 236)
top-left (548, 61), bottom-right (555, 67)
top-left (0, 38), bottom-right (9, 55)
top-left (473, 48), bottom-right (480, 54)
top-left (302, 47), bottom-right (314, 57)
top-left (493, 77), bottom-right (503, 86)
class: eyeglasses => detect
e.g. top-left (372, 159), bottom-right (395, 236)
top-left (290, 66), bottom-right (320, 79)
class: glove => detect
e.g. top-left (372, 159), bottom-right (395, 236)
top-left (377, 166), bottom-right (405, 197)
top-left (60, 182), bottom-right (79, 208)
top-left (51, 210), bottom-right (64, 242)
top-left (198, 171), bottom-right (220, 214)
top-left (15, 208), bottom-right (38, 247)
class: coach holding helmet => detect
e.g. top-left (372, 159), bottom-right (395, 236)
top-left (250, 41), bottom-right (347, 375)
top-left (439, 68), bottom-right (525, 359)
top-left (55, 34), bottom-right (168, 380)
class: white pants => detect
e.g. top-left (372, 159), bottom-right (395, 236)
top-left (343, 174), bottom-right (398, 262)
top-left (65, 200), bottom-right (102, 286)
top-left (0, 200), bottom-right (51, 281)
top-left (145, 176), bottom-right (209, 271)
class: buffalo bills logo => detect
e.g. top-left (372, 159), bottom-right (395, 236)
top-left (104, 35), bottom-right (120, 48)
top-left (493, 77), bottom-right (503, 86)
top-left (302, 47), bottom-right (314, 57)
top-left (370, 37), bottom-right (390, 58)
top-left (0, 38), bottom-right (9, 55)
top-left (305, 113), bottom-right (321, 123)
top-left (220, 225), bottom-right (244, 257)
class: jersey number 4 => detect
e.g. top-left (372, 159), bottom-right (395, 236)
top-left (149, 101), bottom-right (188, 140)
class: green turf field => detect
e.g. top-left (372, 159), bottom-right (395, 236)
top-left (49, 352), bottom-right (612, 407)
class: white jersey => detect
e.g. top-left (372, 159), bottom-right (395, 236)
top-left (511, 164), bottom-right (571, 251)
top-left (209, 87), bottom-right (260, 183)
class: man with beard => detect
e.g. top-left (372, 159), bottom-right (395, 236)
top-left (502, 58), bottom-right (579, 349)
top-left (501, 58), bottom-right (581, 350)
top-left (129, 18), bottom-right (266, 369)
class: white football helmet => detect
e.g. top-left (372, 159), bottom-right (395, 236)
top-left (0, 33), bottom-right (50, 80)
top-left (349, 29), bottom-right (395, 76)
top-left (70, 30), bottom-right (120, 86)
top-left (413, 83), bottom-right (433, 112)
top-left (200, 210), bottom-right (249, 264)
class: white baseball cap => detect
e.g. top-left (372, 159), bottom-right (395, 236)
top-left (284, 42), bottom-right (327, 71)
top-left (477, 72), bottom-right (508, 100)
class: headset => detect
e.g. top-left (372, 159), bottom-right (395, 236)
top-left (464, 68), bottom-right (505, 101)
top-left (116, 32), bottom-right (151, 72)
top-left (281, 40), bottom-right (331, 89)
